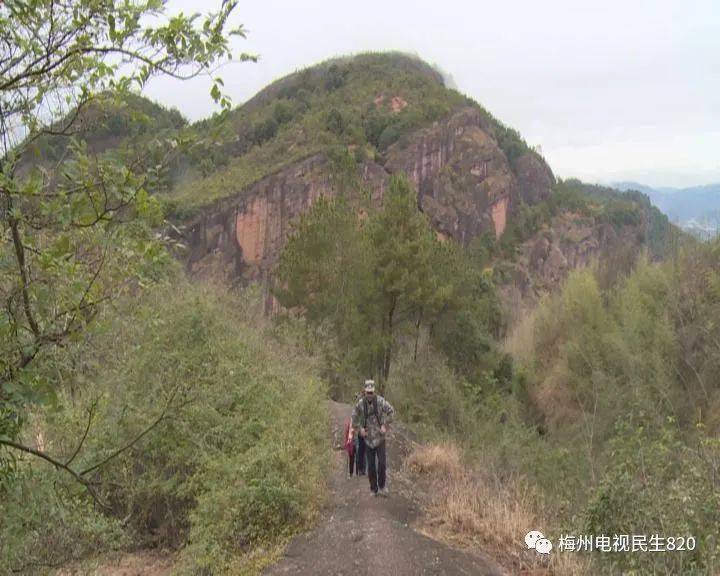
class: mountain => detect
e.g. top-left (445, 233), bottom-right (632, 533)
top-left (20, 92), bottom-right (186, 167)
top-left (161, 52), bottom-right (547, 219)
top-left (168, 53), bottom-right (674, 302)
top-left (21, 53), bottom-right (677, 302)
top-left (614, 181), bottom-right (720, 238)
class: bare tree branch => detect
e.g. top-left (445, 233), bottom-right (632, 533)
top-left (64, 397), bottom-right (98, 466)
top-left (0, 437), bottom-right (108, 509)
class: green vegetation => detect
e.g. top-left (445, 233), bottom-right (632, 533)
top-left (1, 8), bottom-right (710, 572)
top-left (272, 149), bottom-right (715, 573)
top-left (22, 92), bottom-right (187, 167)
top-left (0, 279), bottom-right (327, 575)
top-left (0, 2), bottom-right (321, 574)
top-left (497, 178), bottom-right (678, 262)
top-left (494, 242), bottom-right (720, 574)
top-left (274, 171), bottom-right (506, 413)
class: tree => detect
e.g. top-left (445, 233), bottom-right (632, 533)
top-left (275, 196), bottom-right (381, 389)
top-left (0, 0), bottom-right (249, 493)
top-left (276, 172), bottom-right (462, 389)
top-left (367, 174), bottom-right (438, 381)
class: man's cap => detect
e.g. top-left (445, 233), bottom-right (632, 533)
top-left (364, 379), bottom-right (375, 392)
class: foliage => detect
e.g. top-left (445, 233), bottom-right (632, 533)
top-left (274, 158), bottom-right (514, 401)
top-left (493, 178), bottom-right (679, 262)
top-left (274, 194), bottom-right (380, 389)
top-left (385, 348), bottom-right (473, 439)
top-left (486, 239), bottom-right (720, 574)
top-left (0, 280), bottom-right (327, 575)
top-left (22, 93), bottom-right (187, 167)
top-left (585, 424), bottom-right (720, 574)
top-left (0, 0), bottom-right (247, 444)
top-left (0, 466), bottom-right (129, 573)
top-left (275, 173), bottom-right (494, 391)
top-left (368, 174), bottom-right (447, 380)
top-left (0, 2), bottom-right (268, 571)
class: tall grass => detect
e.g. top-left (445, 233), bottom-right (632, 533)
top-left (405, 443), bottom-right (590, 575)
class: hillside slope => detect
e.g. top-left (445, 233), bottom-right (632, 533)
top-left (174, 53), bottom-right (673, 302)
top-left (19, 52), bottom-right (676, 303)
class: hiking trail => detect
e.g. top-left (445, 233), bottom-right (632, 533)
top-left (263, 401), bottom-right (504, 576)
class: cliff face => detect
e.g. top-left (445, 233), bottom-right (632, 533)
top-left (385, 107), bottom-right (553, 243)
top-left (185, 155), bottom-right (387, 285)
top-left (184, 107), bottom-right (556, 288)
top-left (499, 212), bottom-right (646, 324)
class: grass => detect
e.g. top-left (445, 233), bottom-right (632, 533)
top-left (405, 442), bottom-right (591, 575)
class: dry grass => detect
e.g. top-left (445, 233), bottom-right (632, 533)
top-left (405, 442), bottom-right (463, 477)
top-left (406, 442), bottom-right (591, 576)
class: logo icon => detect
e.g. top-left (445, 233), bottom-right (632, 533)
top-left (525, 530), bottom-right (553, 555)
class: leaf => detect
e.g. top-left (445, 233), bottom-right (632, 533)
top-left (210, 82), bottom-right (221, 103)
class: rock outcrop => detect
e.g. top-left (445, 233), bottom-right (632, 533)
top-left (515, 152), bottom-right (555, 205)
top-left (498, 212), bottom-right (645, 324)
top-left (184, 107), bottom-right (557, 292)
top-left (185, 155), bottom-right (387, 287)
top-left (384, 107), bottom-right (553, 243)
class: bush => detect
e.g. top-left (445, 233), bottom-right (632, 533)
top-left (0, 280), bottom-right (328, 575)
top-left (0, 468), bottom-right (128, 573)
top-left (549, 181), bottom-right (592, 215)
top-left (251, 117), bottom-right (278, 145)
top-left (585, 425), bottom-right (720, 574)
top-left (494, 242), bottom-right (720, 574)
top-left (324, 63), bottom-right (348, 91)
top-left (272, 100), bottom-right (294, 125)
top-left (385, 349), bottom-right (473, 438)
top-left (601, 199), bottom-right (642, 227)
top-left (325, 108), bottom-right (346, 135)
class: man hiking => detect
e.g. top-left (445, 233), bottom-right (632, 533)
top-left (351, 379), bottom-right (395, 497)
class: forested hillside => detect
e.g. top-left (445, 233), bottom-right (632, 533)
top-left (2, 10), bottom-right (715, 574)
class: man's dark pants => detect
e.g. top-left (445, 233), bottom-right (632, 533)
top-left (366, 441), bottom-right (386, 493)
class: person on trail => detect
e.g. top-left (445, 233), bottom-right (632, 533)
top-left (343, 418), bottom-right (356, 477)
top-left (353, 391), bottom-right (366, 476)
top-left (351, 379), bottom-right (395, 496)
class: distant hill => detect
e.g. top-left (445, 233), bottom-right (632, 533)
top-left (20, 52), bottom-right (679, 300)
top-left (614, 181), bottom-right (720, 238)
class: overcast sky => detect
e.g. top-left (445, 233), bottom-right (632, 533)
top-left (145, 0), bottom-right (720, 188)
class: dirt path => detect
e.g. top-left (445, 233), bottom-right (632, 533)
top-left (263, 401), bottom-right (505, 576)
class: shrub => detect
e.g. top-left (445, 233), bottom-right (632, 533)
top-left (601, 199), bottom-right (642, 227)
top-left (0, 468), bottom-right (128, 573)
top-left (385, 349), bottom-right (473, 438)
top-left (1, 280), bottom-right (328, 575)
top-left (585, 425), bottom-right (720, 574)
top-left (251, 117), bottom-right (278, 145)
top-left (325, 108), bottom-right (346, 135)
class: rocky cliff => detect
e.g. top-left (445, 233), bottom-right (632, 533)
top-left (499, 211), bottom-right (646, 323)
top-left (174, 53), bottom-right (668, 313)
top-left (185, 155), bottom-right (387, 285)
top-left (185, 106), bottom-right (555, 289)
top-left (385, 107), bottom-right (553, 243)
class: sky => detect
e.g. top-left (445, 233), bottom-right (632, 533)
top-left (145, 0), bottom-right (720, 188)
